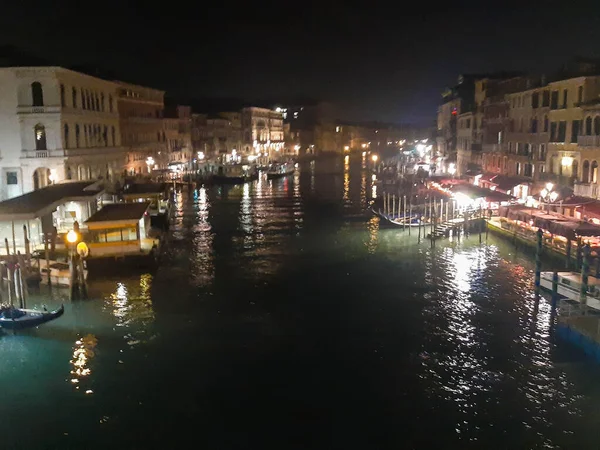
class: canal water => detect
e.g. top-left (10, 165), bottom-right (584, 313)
top-left (2, 156), bottom-right (600, 449)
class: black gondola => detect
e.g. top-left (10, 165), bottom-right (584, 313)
top-left (0, 305), bottom-right (64, 330)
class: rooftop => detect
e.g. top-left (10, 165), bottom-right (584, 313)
top-left (0, 181), bottom-right (103, 221)
top-left (86, 202), bottom-right (150, 224)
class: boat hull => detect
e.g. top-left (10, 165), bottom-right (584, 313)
top-left (0, 305), bottom-right (64, 330)
top-left (266, 170), bottom-right (295, 180)
top-left (212, 174), bottom-right (258, 184)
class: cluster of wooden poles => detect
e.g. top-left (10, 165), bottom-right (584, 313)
top-left (379, 192), bottom-right (490, 245)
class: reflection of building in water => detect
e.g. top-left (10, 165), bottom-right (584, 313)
top-left (70, 333), bottom-right (97, 394)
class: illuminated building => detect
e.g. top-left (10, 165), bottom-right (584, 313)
top-left (164, 105), bottom-right (192, 172)
top-left (0, 66), bottom-right (127, 200)
top-left (241, 107), bottom-right (284, 159)
top-left (115, 81), bottom-right (166, 176)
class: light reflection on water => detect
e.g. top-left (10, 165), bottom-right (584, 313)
top-left (1, 157), bottom-right (600, 448)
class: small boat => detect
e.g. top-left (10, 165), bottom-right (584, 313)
top-left (540, 271), bottom-right (600, 311)
top-left (0, 305), bottom-right (64, 330)
top-left (266, 162), bottom-right (295, 179)
top-left (213, 164), bottom-right (259, 184)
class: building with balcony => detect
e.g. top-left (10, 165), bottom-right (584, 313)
top-left (545, 76), bottom-right (600, 184)
top-left (191, 112), bottom-right (244, 163)
top-left (241, 107), bottom-right (284, 159)
top-left (0, 66), bottom-right (126, 200)
top-left (115, 82), bottom-right (166, 176)
top-left (164, 105), bottom-right (192, 171)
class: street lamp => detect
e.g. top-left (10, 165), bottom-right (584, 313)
top-left (371, 154), bottom-right (378, 162)
top-left (540, 184), bottom-right (559, 213)
top-left (146, 156), bottom-right (155, 174)
top-left (66, 230), bottom-right (78, 245)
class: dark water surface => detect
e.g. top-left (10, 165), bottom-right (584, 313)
top-left (2, 156), bottom-right (600, 449)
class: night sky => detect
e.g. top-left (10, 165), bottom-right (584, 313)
top-left (1, 2), bottom-right (600, 125)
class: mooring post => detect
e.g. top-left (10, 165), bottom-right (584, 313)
top-left (408, 200), bottom-right (412, 236)
top-left (534, 228), bottom-right (543, 293)
top-left (580, 243), bottom-right (591, 314)
top-left (551, 270), bottom-right (559, 318)
top-left (576, 236), bottom-right (583, 270)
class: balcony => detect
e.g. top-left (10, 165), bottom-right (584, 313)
top-left (577, 135), bottom-right (600, 147)
top-left (21, 149), bottom-right (64, 158)
top-left (574, 182), bottom-right (600, 199)
top-left (17, 105), bottom-right (61, 114)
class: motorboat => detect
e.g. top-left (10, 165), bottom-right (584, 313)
top-left (0, 305), bottom-right (64, 330)
top-left (212, 164), bottom-right (259, 184)
top-left (540, 271), bottom-right (600, 310)
top-left (266, 162), bottom-right (295, 179)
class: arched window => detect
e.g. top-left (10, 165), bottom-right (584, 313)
top-left (81, 89), bottom-right (87, 109)
top-left (84, 125), bottom-right (88, 146)
top-left (34, 124), bottom-right (47, 150)
top-left (592, 161), bottom-right (599, 184)
top-left (101, 93), bottom-right (105, 111)
top-left (109, 95), bottom-right (113, 113)
top-left (60, 84), bottom-right (65, 107)
top-left (75, 124), bottom-right (80, 147)
top-left (572, 159), bottom-right (579, 179)
top-left (111, 126), bottom-right (116, 145)
top-left (72, 87), bottom-right (77, 108)
top-left (103, 126), bottom-right (108, 146)
top-left (544, 116), bottom-right (549, 133)
top-left (94, 93), bottom-right (99, 111)
top-left (64, 124), bottom-right (69, 149)
top-left (594, 116), bottom-right (600, 136)
top-left (66, 166), bottom-right (73, 180)
top-left (586, 116), bottom-right (593, 135)
top-left (583, 160), bottom-right (590, 183)
top-left (31, 82), bottom-right (44, 106)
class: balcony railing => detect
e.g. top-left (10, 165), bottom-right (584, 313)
top-left (17, 105), bottom-right (61, 114)
top-left (21, 149), bottom-right (64, 158)
top-left (574, 182), bottom-right (600, 199)
top-left (577, 135), bottom-right (600, 147)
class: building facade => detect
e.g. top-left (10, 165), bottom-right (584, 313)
top-left (164, 105), bottom-right (192, 170)
top-left (241, 107), bottom-right (284, 159)
top-left (0, 66), bottom-right (125, 200)
top-left (115, 82), bottom-right (166, 176)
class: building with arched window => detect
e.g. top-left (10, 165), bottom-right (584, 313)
top-left (114, 81), bottom-right (166, 175)
top-left (0, 66), bottom-right (127, 200)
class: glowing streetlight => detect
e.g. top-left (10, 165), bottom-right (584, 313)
top-left (344, 145), bottom-right (350, 151)
top-left (197, 151), bottom-right (205, 160)
top-left (66, 230), bottom-right (78, 244)
top-left (448, 163), bottom-right (456, 176)
top-left (545, 182), bottom-right (553, 192)
top-left (371, 154), bottom-right (378, 162)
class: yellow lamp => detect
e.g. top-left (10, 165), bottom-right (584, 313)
top-left (66, 230), bottom-right (78, 244)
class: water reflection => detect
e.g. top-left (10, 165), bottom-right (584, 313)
top-left (105, 274), bottom-right (155, 345)
top-left (69, 333), bottom-right (97, 394)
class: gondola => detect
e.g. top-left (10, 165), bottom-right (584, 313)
top-left (0, 305), bottom-right (64, 330)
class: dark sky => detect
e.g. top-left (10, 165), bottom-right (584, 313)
top-left (1, 1), bottom-right (600, 125)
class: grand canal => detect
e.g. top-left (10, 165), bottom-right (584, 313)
top-left (2, 156), bottom-right (600, 449)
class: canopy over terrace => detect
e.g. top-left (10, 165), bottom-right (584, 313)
top-left (0, 181), bottom-right (104, 255)
top-left (431, 181), bottom-right (515, 210)
top-left (498, 205), bottom-right (600, 241)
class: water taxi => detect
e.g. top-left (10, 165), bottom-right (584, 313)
top-left (540, 271), bottom-right (600, 310)
top-left (266, 162), bottom-right (295, 179)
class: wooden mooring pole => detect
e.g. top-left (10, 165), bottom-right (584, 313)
top-left (534, 228), bottom-right (543, 294)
